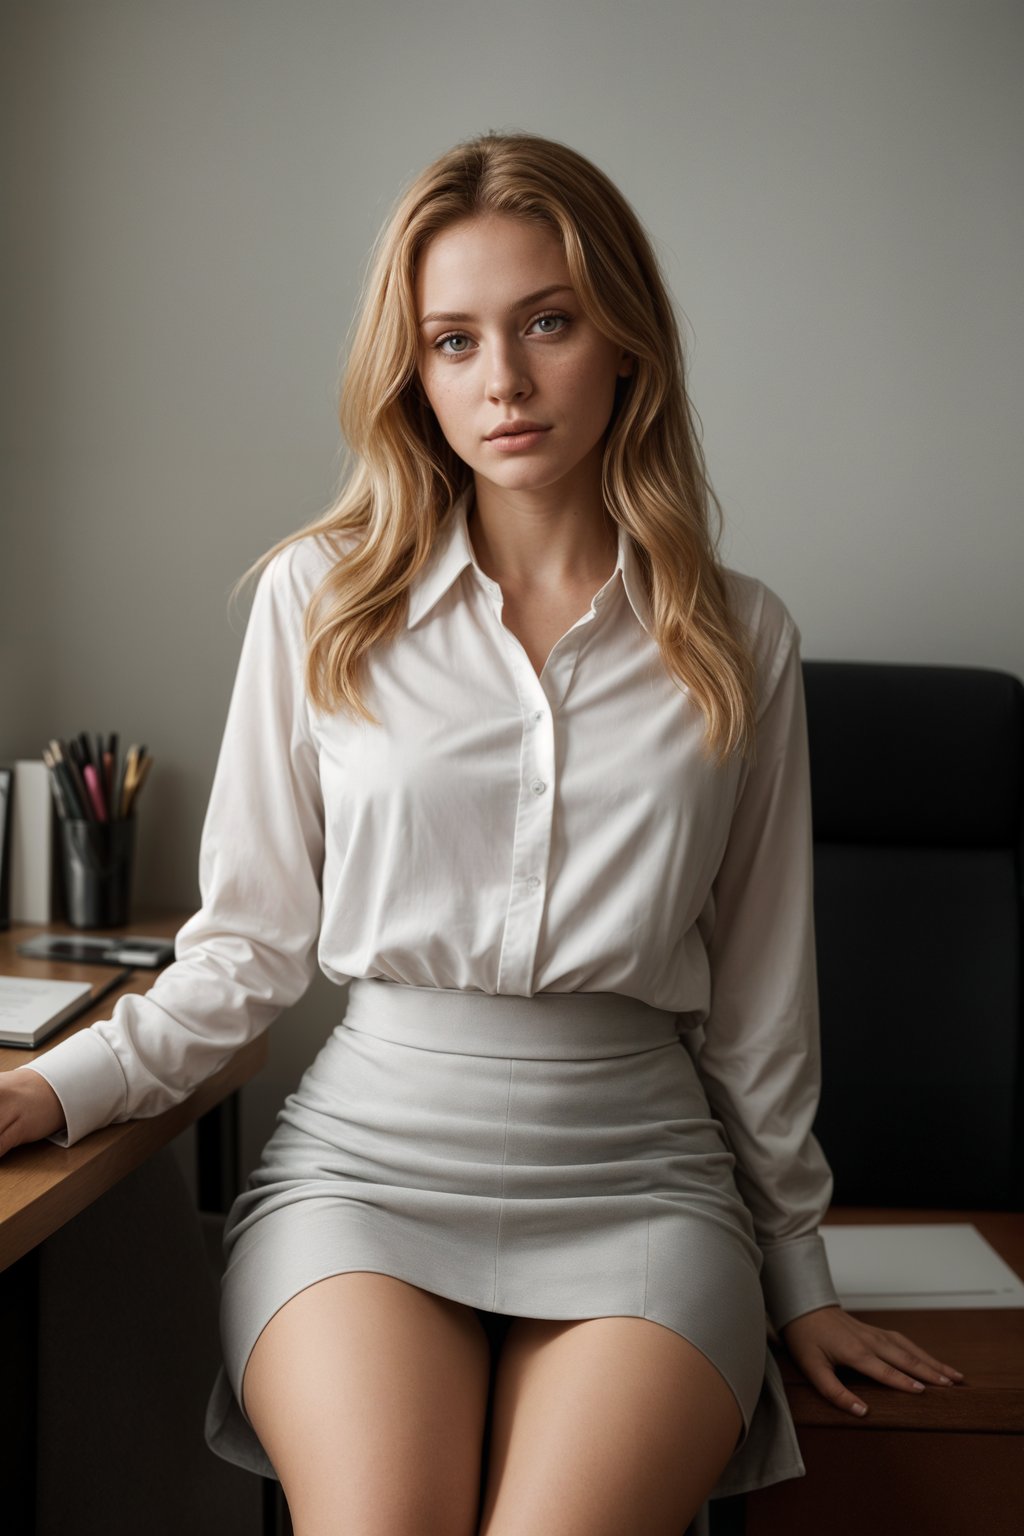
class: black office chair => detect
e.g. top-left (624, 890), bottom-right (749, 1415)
top-left (803, 660), bottom-right (1024, 1209)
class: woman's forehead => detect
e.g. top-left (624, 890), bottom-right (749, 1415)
top-left (415, 215), bottom-right (569, 315)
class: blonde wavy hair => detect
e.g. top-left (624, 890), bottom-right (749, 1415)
top-left (235, 129), bottom-right (758, 763)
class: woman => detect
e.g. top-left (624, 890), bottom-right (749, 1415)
top-left (3, 131), bottom-right (962, 1535)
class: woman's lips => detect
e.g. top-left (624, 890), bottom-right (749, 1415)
top-left (486, 427), bottom-right (552, 451)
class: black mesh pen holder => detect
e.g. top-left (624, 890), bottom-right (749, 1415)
top-left (58, 818), bottom-right (136, 928)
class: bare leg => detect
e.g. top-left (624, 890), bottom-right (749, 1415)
top-left (242, 1272), bottom-right (492, 1536)
top-left (478, 1315), bottom-right (743, 1536)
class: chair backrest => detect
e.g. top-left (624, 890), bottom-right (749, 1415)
top-left (802, 660), bottom-right (1024, 1208)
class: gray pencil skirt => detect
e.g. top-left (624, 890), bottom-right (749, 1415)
top-left (203, 979), bottom-right (807, 1500)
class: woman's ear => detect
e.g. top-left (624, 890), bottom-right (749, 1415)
top-left (618, 351), bottom-right (635, 378)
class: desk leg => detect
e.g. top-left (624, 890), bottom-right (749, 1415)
top-left (0, 1246), bottom-right (38, 1536)
top-left (197, 1089), bottom-right (241, 1213)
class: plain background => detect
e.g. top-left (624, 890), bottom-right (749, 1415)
top-left (2, 0), bottom-right (1021, 1187)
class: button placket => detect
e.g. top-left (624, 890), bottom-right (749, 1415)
top-left (495, 658), bottom-right (556, 993)
top-left (481, 581), bottom-right (604, 993)
top-left (496, 606), bottom-right (607, 989)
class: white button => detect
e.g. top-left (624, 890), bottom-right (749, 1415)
top-left (530, 778), bottom-right (547, 795)
top-left (532, 710), bottom-right (544, 723)
top-left (526, 876), bottom-right (541, 892)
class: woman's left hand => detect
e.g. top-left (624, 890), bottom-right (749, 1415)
top-left (780, 1304), bottom-right (965, 1418)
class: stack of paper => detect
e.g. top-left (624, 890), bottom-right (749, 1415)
top-left (821, 1224), bottom-right (1024, 1309)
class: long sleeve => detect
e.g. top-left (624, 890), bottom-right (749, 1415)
top-left (18, 543), bottom-right (327, 1147)
top-left (693, 599), bottom-right (840, 1334)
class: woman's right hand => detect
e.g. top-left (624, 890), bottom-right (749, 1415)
top-left (0, 1070), bottom-right (67, 1157)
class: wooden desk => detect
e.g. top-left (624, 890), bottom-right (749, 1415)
top-left (0, 913), bottom-right (268, 1534)
top-left (743, 1207), bottom-right (1024, 1536)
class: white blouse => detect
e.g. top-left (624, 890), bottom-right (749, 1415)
top-left (22, 486), bottom-right (840, 1333)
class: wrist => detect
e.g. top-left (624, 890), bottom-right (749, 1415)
top-left (13, 1066), bottom-right (68, 1138)
top-left (781, 1302), bottom-right (842, 1336)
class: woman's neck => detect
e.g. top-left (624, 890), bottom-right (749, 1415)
top-left (468, 475), bottom-right (618, 596)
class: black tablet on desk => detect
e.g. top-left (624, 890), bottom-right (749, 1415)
top-left (16, 934), bottom-right (176, 968)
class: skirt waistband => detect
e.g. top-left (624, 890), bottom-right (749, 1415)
top-left (342, 979), bottom-right (683, 1060)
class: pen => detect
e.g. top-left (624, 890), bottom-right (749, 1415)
top-left (102, 749), bottom-right (115, 815)
top-left (61, 758), bottom-right (89, 818)
top-left (50, 739), bottom-right (91, 819)
top-left (43, 745), bottom-right (89, 820)
top-left (114, 750), bottom-right (129, 820)
top-left (67, 737), bottom-right (87, 789)
top-left (42, 748), bottom-right (73, 820)
top-left (121, 745), bottom-right (146, 817)
top-left (123, 752), bottom-right (153, 816)
top-left (120, 746), bottom-right (135, 818)
top-left (107, 734), bottom-right (119, 819)
top-left (83, 763), bottom-right (109, 822)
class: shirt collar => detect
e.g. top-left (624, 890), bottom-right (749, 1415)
top-left (406, 486), bottom-right (654, 636)
top-left (405, 486), bottom-right (478, 629)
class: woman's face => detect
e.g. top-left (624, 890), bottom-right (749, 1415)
top-left (414, 214), bottom-right (633, 501)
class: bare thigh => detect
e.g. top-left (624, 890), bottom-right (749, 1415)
top-left (478, 1315), bottom-right (744, 1536)
top-left (242, 1272), bottom-right (493, 1536)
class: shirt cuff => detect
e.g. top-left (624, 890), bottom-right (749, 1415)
top-left (14, 1029), bottom-right (129, 1148)
top-left (760, 1231), bottom-right (841, 1333)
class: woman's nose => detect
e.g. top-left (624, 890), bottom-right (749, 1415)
top-left (486, 342), bottom-right (532, 402)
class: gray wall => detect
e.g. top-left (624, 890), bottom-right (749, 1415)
top-left (4, 0), bottom-right (1022, 1181)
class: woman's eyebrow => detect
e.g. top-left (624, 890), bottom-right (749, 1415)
top-left (419, 284), bottom-right (575, 326)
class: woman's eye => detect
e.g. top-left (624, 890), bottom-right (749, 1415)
top-left (531, 312), bottom-right (569, 335)
top-left (435, 332), bottom-right (472, 355)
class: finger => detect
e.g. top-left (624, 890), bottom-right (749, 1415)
top-left (883, 1333), bottom-right (965, 1383)
top-left (803, 1359), bottom-right (870, 1418)
top-left (873, 1329), bottom-right (963, 1381)
top-left (850, 1345), bottom-right (934, 1395)
top-left (884, 1344), bottom-right (960, 1386)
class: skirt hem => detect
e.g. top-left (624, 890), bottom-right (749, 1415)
top-left (205, 1258), bottom-right (807, 1502)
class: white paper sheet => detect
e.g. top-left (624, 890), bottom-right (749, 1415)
top-left (820, 1223), bottom-right (1024, 1309)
